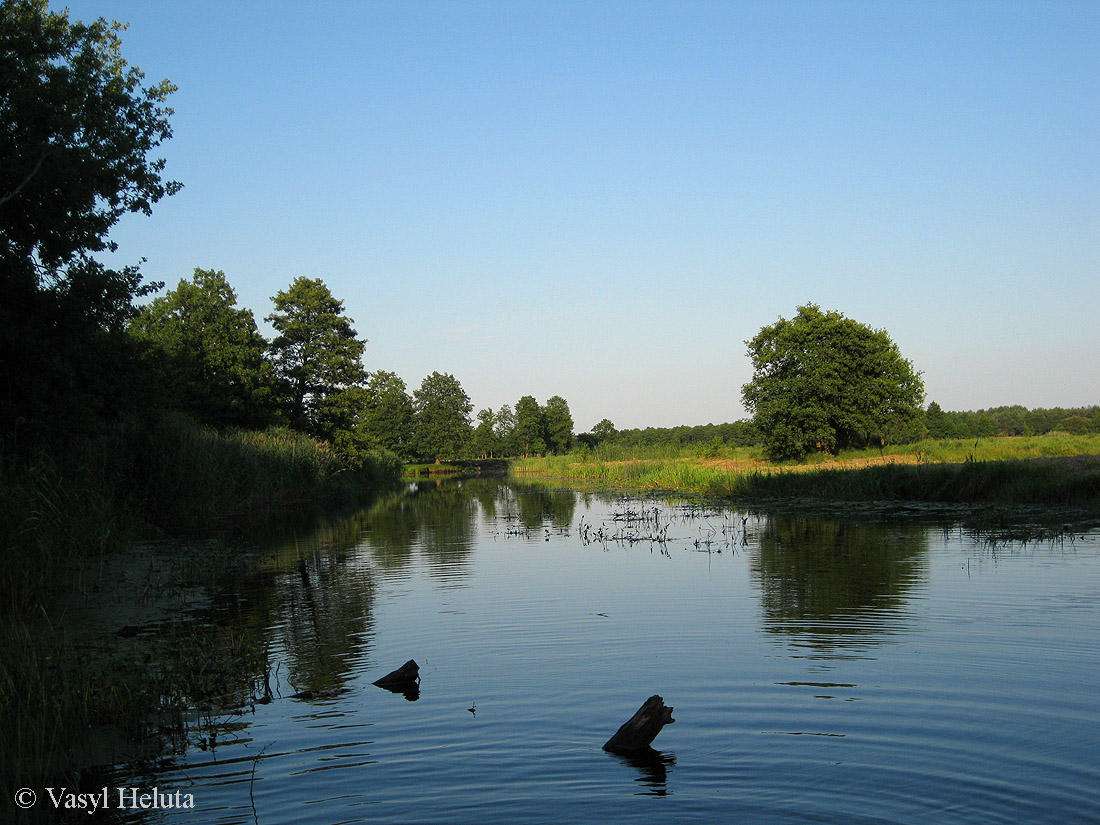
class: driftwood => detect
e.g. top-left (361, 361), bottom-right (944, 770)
top-left (603, 695), bottom-right (675, 753)
top-left (372, 659), bottom-right (420, 687)
top-left (372, 659), bottom-right (421, 699)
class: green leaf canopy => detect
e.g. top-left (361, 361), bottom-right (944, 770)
top-left (742, 304), bottom-right (924, 460)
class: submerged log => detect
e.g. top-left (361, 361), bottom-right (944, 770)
top-left (290, 687), bottom-right (348, 700)
top-left (372, 659), bottom-right (420, 689)
top-left (603, 695), bottom-right (675, 753)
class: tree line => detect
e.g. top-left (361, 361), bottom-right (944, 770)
top-left (572, 402), bottom-right (1095, 455)
top-left (574, 403), bottom-right (1100, 457)
top-left (923, 403), bottom-right (1100, 440)
top-left (1, 2), bottom-right (576, 468)
top-left (126, 267), bottom-right (577, 463)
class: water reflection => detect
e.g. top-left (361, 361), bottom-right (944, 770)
top-left (357, 480), bottom-right (579, 581)
top-left (502, 481), bottom-right (578, 531)
top-left (226, 514), bottom-right (380, 695)
top-left (609, 747), bottom-right (676, 796)
top-left (359, 482), bottom-right (478, 581)
top-left (93, 480), bottom-right (1100, 825)
top-left (750, 514), bottom-right (929, 654)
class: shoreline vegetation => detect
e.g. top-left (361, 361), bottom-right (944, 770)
top-left (2, 414), bottom-right (403, 611)
top-left (1, 414), bottom-right (403, 806)
top-left (511, 434), bottom-right (1100, 512)
top-left (3, 430), bottom-right (1097, 806)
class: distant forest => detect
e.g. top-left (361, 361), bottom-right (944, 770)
top-left (588, 404), bottom-right (1100, 452)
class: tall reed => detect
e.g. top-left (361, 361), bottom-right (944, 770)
top-left (0, 414), bottom-right (401, 802)
top-left (514, 435), bottom-right (1100, 509)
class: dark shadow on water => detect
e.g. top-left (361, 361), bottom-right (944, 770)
top-left (608, 747), bottom-right (676, 796)
top-left (373, 681), bottom-right (421, 701)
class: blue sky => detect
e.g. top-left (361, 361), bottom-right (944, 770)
top-left (69, 0), bottom-right (1098, 431)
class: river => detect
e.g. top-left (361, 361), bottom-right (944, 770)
top-left (94, 478), bottom-right (1100, 824)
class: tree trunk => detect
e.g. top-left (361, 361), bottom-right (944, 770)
top-left (372, 659), bottom-right (420, 688)
top-left (603, 695), bottom-right (675, 753)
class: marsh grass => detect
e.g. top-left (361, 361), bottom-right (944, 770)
top-left (0, 414), bottom-right (400, 804)
top-left (0, 613), bottom-right (271, 808)
top-left (1, 415), bottom-right (401, 607)
top-left (713, 460), bottom-right (1100, 507)
top-left (128, 415), bottom-right (402, 528)
top-left (514, 435), bottom-right (1100, 509)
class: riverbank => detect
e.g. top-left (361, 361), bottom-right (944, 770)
top-left (513, 436), bottom-right (1100, 510)
top-left (0, 415), bottom-right (404, 807)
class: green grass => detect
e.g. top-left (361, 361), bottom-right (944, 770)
top-left (806, 432), bottom-right (1100, 465)
top-left (514, 434), bottom-right (1100, 509)
top-left (127, 415), bottom-right (402, 528)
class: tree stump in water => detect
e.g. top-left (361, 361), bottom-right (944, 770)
top-left (372, 659), bottom-right (420, 689)
top-left (603, 695), bottom-right (675, 753)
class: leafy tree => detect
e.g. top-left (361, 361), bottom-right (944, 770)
top-left (315, 384), bottom-right (369, 457)
top-left (923, 401), bottom-right (955, 440)
top-left (513, 395), bottom-right (546, 456)
top-left (130, 268), bottom-right (272, 427)
top-left (742, 304), bottom-right (924, 460)
top-left (359, 370), bottom-right (415, 459)
top-left (494, 404), bottom-right (516, 454)
top-left (473, 409), bottom-right (498, 458)
top-left (543, 395), bottom-right (574, 454)
top-left (412, 372), bottom-right (473, 461)
top-left (1057, 415), bottom-right (1093, 435)
top-left (1, 0), bottom-right (179, 433)
top-left (592, 419), bottom-right (617, 442)
top-left (266, 277), bottom-right (365, 435)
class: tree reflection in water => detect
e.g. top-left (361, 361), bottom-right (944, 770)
top-left (750, 514), bottom-right (930, 654)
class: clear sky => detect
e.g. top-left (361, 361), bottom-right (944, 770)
top-left (67, 0), bottom-right (1098, 432)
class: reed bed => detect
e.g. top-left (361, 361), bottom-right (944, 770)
top-left (513, 435), bottom-right (1100, 509)
top-left (0, 414), bottom-right (402, 801)
top-left (127, 415), bottom-right (400, 527)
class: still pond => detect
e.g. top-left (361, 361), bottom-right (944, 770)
top-left (100, 479), bottom-right (1099, 823)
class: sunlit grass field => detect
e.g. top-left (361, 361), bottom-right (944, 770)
top-left (513, 434), bottom-right (1100, 508)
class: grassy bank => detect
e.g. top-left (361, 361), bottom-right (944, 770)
top-left (0, 414), bottom-right (402, 805)
top-left (1, 414), bottom-right (402, 613)
top-left (513, 434), bottom-right (1100, 510)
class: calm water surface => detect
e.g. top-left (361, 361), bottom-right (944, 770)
top-left (113, 480), bottom-right (1100, 824)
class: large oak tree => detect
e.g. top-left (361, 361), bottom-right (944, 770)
top-left (742, 304), bottom-right (924, 460)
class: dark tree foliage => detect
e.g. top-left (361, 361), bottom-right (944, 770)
top-left (130, 269), bottom-right (273, 428)
top-left (513, 395), bottom-right (546, 456)
top-left (359, 370), bottom-right (415, 460)
top-left (922, 403), bottom-right (1100, 439)
top-left (1, 0), bottom-right (180, 436)
top-left (608, 420), bottom-right (757, 450)
top-left (473, 408), bottom-right (498, 458)
top-left (412, 372), bottom-right (473, 461)
top-left (494, 404), bottom-right (516, 453)
top-left (542, 395), bottom-right (574, 454)
top-left (266, 277), bottom-right (365, 436)
top-left (742, 304), bottom-right (924, 460)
